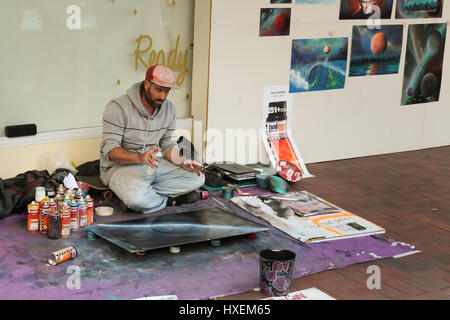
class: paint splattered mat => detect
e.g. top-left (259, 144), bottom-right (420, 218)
top-left (0, 191), bottom-right (417, 300)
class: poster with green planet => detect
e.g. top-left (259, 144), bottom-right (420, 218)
top-left (401, 23), bottom-right (447, 105)
top-left (289, 37), bottom-right (348, 93)
top-left (396, 0), bottom-right (443, 19)
top-left (349, 25), bottom-right (403, 76)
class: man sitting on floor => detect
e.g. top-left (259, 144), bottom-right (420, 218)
top-left (99, 64), bottom-right (205, 213)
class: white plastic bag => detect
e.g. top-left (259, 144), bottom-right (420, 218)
top-left (39, 150), bottom-right (78, 175)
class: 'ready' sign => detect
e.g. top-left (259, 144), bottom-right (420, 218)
top-left (134, 35), bottom-right (189, 87)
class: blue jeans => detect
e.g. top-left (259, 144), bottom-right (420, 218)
top-left (108, 158), bottom-right (205, 213)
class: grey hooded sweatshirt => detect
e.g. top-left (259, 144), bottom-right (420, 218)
top-left (100, 81), bottom-right (178, 186)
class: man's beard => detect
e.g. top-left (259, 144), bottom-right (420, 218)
top-left (144, 88), bottom-right (164, 108)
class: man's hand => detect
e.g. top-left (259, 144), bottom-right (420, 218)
top-left (180, 159), bottom-right (204, 176)
top-left (138, 146), bottom-right (161, 168)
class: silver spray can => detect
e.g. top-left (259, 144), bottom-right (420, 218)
top-left (146, 150), bottom-right (163, 175)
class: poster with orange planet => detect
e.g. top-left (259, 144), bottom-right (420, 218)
top-left (349, 25), bottom-right (403, 76)
top-left (259, 8), bottom-right (291, 37)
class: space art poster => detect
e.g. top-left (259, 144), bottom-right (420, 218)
top-left (259, 8), bottom-right (291, 37)
top-left (339, 0), bottom-right (394, 19)
top-left (396, 0), bottom-right (444, 19)
top-left (349, 25), bottom-right (403, 76)
top-left (262, 85), bottom-right (313, 179)
top-left (401, 23), bottom-right (447, 105)
top-left (289, 37), bottom-right (348, 93)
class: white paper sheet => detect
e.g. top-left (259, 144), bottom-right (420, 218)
top-left (263, 287), bottom-right (336, 300)
top-left (63, 173), bottom-right (79, 190)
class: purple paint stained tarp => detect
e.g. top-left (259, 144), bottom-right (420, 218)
top-left (0, 189), bottom-right (417, 300)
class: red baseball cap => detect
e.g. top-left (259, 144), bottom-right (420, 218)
top-left (145, 64), bottom-right (179, 89)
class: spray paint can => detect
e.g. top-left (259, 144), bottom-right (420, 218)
top-left (48, 198), bottom-right (58, 214)
top-left (70, 201), bottom-right (80, 232)
top-left (75, 190), bottom-right (83, 201)
top-left (35, 187), bottom-right (46, 203)
top-left (146, 150), bottom-right (163, 175)
top-left (64, 193), bottom-right (73, 206)
top-left (27, 201), bottom-right (40, 232)
top-left (57, 197), bottom-right (66, 211)
top-left (78, 197), bottom-right (88, 229)
top-left (55, 194), bottom-right (63, 205)
top-left (60, 204), bottom-right (71, 238)
top-left (56, 185), bottom-right (66, 197)
top-left (46, 187), bottom-right (56, 199)
top-left (48, 246), bottom-right (77, 266)
top-left (48, 208), bottom-right (61, 240)
top-left (85, 195), bottom-right (94, 226)
top-left (39, 200), bottom-right (50, 233)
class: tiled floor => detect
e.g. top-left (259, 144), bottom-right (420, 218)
top-left (220, 146), bottom-right (450, 300)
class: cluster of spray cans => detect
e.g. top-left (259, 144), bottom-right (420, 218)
top-left (27, 184), bottom-right (94, 239)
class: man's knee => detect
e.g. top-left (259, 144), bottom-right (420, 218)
top-left (184, 172), bottom-right (205, 192)
top-left (193, 173), bottom-right (205, 189)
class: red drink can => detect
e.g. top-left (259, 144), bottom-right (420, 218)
top-left (27, 201), bottom-right (39, 232)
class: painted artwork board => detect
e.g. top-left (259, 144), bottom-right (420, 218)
top-left (289, 37), bottom-right (348, 93)
top-left (396, 0), bottom-right (443, 18)
top-left (401, 23), bottom-right (447, 105)
top-left (339, 0), bottom-right (394, 19)
top-left (260, 8), bottom-right (291, 37)
top-left (349, 25), bottom-right (403, 76)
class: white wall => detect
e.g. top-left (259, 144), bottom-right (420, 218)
top-left (206, 0), bottom-right (450, 165)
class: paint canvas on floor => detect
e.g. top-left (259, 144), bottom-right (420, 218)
top-left (289, 37), bottom-right (348, 93)
top-left (401, 23), bottom-right (447, 105)
top-left (349, 25), bottom-right (403, 76)
top-left (395, 0), bottom-right (443, 18)
top-left (259, 8), bottom-right (291, 37)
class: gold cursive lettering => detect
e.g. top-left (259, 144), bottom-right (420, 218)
top-left (134, 34), bottom-right (188, 87)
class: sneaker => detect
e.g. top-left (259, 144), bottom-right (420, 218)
top-left (119, 199), bottom-right (133, 212)
top-left (167, 191), bottom-right (200, 206)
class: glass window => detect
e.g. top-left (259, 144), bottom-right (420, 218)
top-left (0, 0), bottom-right (194, 135)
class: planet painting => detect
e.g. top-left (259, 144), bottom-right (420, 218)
top-left (289, 37), bottom-right (348, 93)
top-left (260, 8), bottom-right (291, 37)
top-left (401, 23), bottom-right (447, 105)
top-left (349, 25), bottom-right (403, 77)
top-left (396, 0), bottom-right (443, 19)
